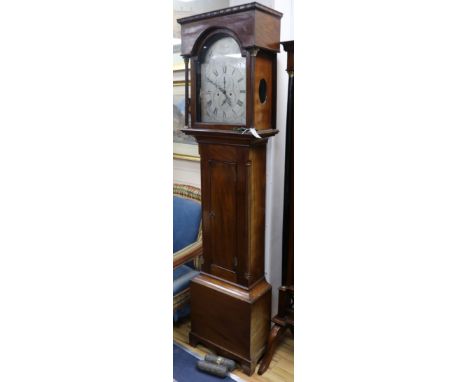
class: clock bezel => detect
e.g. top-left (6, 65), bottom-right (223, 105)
top-left (190, 28), bottom-right (251, 131)
top-left (197, 33), bottom-right (247, 126)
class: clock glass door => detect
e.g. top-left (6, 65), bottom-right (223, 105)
top-left (198, 35), bottom-right (246, 125)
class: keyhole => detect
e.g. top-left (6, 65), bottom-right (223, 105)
top-left (259, 79), bottom-right (267, 103)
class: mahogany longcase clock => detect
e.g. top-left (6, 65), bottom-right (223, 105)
top-left (177, 3), bottom-right (282, 375)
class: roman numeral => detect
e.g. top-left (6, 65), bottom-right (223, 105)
top-left (238, 77), bottom-right (243, 83)
top-left (223, 111), bottom-right (226, 118)
top-left (207, 100), bottom-right (212, 107)
top-left (237, 100), bottom-right (243, 107)
top-left (223, 65), bottom-right (227, 73)
top-left (240, 90), bottom-right (246, 93)
top-left (213, 69), bottom-right (219, 76)
top-left (213, 107), bottom-right (218, 115)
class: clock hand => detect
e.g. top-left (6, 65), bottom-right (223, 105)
top-left (220, 78), bottom-right (233, 107)
top-left (207, 77), bottom-right (221, 91)
top-left (207, 77), bottom-right (232, 107)
top-left (223, 86), bottom-right (232, 106)
top-left (224, 93), bottom-right (232, 107)
top-left (222, 77), bottom-right (233, 106)
top-left (208, 77), bottom-right (227, 96)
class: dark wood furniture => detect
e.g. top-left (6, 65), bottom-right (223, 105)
top-left (177, 3), bottom-right (282, 376)
top-left (258, 40), bottom-right (294, 376)
top-left (172, 184), bottom-right (203, 270)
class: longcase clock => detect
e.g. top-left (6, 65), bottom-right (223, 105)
top-left (177, 3), bottom-right (282, 375)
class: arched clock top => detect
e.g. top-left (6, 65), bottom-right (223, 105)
top-left (177, 2), bottom-right (282, 56)
top-left (193, 28), bottom-right (246, 59)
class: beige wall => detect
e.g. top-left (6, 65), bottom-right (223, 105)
top-left (173, 158), bottom-right (201, 188)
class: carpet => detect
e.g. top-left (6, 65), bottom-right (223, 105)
top-left (173, 342), bottom-right (245, 382)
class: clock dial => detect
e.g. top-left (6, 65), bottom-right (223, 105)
top-left (199, 36), bottom-right (246, 124)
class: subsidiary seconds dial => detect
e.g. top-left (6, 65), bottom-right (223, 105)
top-left (199, 36), bottom-right (246, 124)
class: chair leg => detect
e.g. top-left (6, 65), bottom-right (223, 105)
top-left (257, 324), bottom-right (287, 375)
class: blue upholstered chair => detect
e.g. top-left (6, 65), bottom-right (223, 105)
top-left (173, 183), bottom-right (202, 322)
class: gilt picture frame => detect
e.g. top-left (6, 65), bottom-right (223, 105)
top-left (173, 80), bottom-right (199, 161)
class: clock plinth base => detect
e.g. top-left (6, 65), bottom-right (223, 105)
top-left (189, 274), bottom-right (272, 376)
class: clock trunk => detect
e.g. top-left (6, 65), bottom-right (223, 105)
top-left (199, 138), bottom-right (267, 288)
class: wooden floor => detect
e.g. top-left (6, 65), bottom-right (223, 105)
top-left (173, 317), bottom-right (294, 382)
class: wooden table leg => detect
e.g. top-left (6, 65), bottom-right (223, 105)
top-left (257, 324), bottom-right (287, 375)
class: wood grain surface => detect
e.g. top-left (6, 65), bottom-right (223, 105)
top-left (174, 318), bottom-right (293, 382)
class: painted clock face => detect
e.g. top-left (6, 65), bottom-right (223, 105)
top-left (199, 36), bottom-right (246, 124)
